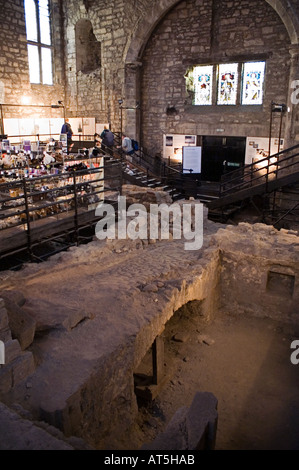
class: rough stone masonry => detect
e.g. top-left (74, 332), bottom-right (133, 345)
top-left (0, 204), bottom-right (297, 449)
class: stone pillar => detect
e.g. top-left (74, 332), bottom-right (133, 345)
top-left (123, 61), bottom-right (142, 140)
top-left (284, 45), bottom-right (299, 149)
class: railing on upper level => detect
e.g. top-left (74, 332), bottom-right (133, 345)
top-left (1, 130), bottom-right (195, 202)
top-left (0, 157), bottom-right (123, 263)
top-left (219, 144), bottom-right (299, 197)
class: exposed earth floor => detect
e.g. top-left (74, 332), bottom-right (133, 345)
top-left (0, 199), bottom-right (298, 451)
top-left (119, 309), bottom-right (299, 451)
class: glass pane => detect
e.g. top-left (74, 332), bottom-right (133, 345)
top-left (41, 47), bottom-right (53, 85)
top-left (39, 0), bottom-right (51, 45)
top-left (218, 63), bottom-right (238, 105)
top-left (27, 44), bottom-right (40, 83)
top-left (193, 65), bottom-right (213, 105)
top-left (242, 62), bottom-right (266, 105)
top-left (24, 0), bottom-right (38, 42)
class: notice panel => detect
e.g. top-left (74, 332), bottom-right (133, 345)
top-left (183, 146), bottom-right (202, 174)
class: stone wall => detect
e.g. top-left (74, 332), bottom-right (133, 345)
top-left (0, 297), bottom-right (35, 398)
top-left (141, 0), bottom-right (293, 157)
top-left (215, 223), bottom-right (299, 322)
top-left (62, 0), bottom-right (128, 125)
top-left (0, 0), bottom-right (65, 120)
top-left (0, 0), bottom-right (299, 150)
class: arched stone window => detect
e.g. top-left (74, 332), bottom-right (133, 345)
top-left (75, 19), bottom-right (101, 74)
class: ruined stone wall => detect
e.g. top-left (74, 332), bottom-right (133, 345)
top-left (141, 0), bottom-right (292, 157)
top-left (61, 0), bottom-right (127, 126)
top-left (0, 0), bottom-right (65, 120)
top-left (216, 224), bottom-right (299, 323)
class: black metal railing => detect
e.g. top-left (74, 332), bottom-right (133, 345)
top-left (263, 184), bottom-right (299, 227)
top-left (219, 144), bottom-right (299, 197)
top-left (0, 158), bottom-right (122, 261)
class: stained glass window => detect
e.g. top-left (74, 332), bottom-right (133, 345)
top-left (217, 63), bottom-right (238, 105)
top-left (193, 66), bottom-right (213, 105)
top-left (186, 60), bottom-right (266, 107)
top-left (24, 0), bottom-right (53, 85)
top-left (242, 62), bottom-right (266, 105)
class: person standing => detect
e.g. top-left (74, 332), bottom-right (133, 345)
top-left (100, 126), bottom-right (114, 156)
top-left (121, 133), bottom-right (133, 157)
top-left (61, 118), bottom-right (74, 154)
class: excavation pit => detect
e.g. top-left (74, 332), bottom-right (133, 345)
top-left (0, 216), bottom-right (298, 450)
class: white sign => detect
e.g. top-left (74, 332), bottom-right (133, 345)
top-left (183, 146), bottom-right (202, 174)
top-left (246, 137), bottom-right (284, 164)
top-left (163, 134), bottom-right (197, 161)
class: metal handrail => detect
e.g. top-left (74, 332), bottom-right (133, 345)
top-left (219, 144), bottom-right (299, 197)
top-left (272, 202), bottom-right (299, 226)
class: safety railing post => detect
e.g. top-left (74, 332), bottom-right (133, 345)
top-left (23, 177), bottom-right (33, 260)
top-left (73, 171), bottom-right (79, 246)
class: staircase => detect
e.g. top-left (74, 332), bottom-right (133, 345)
top-left (122, 163), bottom-right (183, 201)
top-left (207, 144), bottom-right (299, 226)
top-left (196, 182), bottom-right (221, 204)
top-left (103, 134), bottom-right (206, 201)
top-left (264, 183), bottom-right (299, 229)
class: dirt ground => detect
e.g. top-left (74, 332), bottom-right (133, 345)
top-left (1, 200), bottom-right (298, 451)
top-left (118, 306), bottom-right (299, 451)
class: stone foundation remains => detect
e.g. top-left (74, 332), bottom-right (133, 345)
top-left (0, 206), bottom-right (298, 449)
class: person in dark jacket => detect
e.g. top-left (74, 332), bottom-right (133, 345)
top-left (100, 126), bottom-right (114, 155)
top-left (61, 118), bottom-right (74, 154)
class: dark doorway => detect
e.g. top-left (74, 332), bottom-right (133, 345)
top-left (201, 136), bottom-right (246, 182)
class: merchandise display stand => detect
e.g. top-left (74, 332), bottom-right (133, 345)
top-left (0, 144), bottom-right (122, 261)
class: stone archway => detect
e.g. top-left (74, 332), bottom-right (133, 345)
top-left (75, 19), bottom-right (101, 74)
top-left (265, 0), bottom-right (299, 45)
top-left (123, 0), bottom-right (299, 146)
top-left (126, 0), bottom-right (299, 66)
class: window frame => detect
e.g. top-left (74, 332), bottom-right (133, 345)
top-left (241, 61), bottom-right (266, 106)
top-left (187, 60), bottom-right (266, 108)
top-left (217, 62), bottom-right (239, 106)
top-left (25, 0), bottom-right (53, 85)
top-left (192, 65), bottom-right (214, 106)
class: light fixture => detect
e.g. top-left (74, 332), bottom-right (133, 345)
top-left (271, 103), bottom-right (287, 113)
top-left (21, 95), bottom-right (31, 105)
